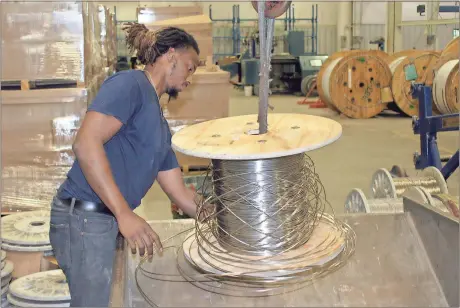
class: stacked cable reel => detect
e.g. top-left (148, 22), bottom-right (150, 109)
top-left (1, 250), bottom-right (14, 308)
top-left (344, 166), bottom-right (458, 217)
top-left (6, 270), bottom-right (70, 307)
top-left (0, 210), bottom-right (55, 280)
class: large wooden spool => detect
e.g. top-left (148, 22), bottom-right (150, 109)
top-left (442, 37), bottom-right (459, 57)
top-left (389, 50), bottom-right (440, 117)
top-left (386, 50), bottom-right (422, 65)
top-left (317, 50), bottom-right (392, 119)
top-left (428, 53), bottom-right (459, 115)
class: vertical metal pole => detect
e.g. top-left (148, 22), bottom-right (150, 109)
top-left (311, 4), bottom-right (315, 54)
top-left (284, 8), bottom-right (287, 31)
top-left (232, 5), bottom-right (236, 55)
top-left (292, 4), bottom-right (296, 30)
top-left (237, 5), bottom-right (241, 53)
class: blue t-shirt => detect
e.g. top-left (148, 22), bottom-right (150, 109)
top-left (57, 70), bottom-right (179, 210)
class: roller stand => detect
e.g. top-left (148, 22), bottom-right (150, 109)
top-left (411, 83), bottom-right (459, 180)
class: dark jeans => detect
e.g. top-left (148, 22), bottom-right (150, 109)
top-left (49, 197), bottom-right (119, 307)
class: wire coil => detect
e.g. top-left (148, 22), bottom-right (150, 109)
top-left (134, 154), bottom-right (356, 307)
top-left (209, 154), bottom-right (323, 256)
top-left (370, 167), bottom-right (447, 199)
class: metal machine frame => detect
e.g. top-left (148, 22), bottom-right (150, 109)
top-left (411, 83), bottom-right (459, 180)
top-left (209, 4), bottom-right (319, 61)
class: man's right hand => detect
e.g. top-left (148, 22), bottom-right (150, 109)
top-left (117, 210), bottom-right (162, 257)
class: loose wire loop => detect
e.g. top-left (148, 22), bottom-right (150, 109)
top-left (135, 154), bottom-right (357, 307)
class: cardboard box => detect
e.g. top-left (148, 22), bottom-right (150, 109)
top-left (161, 67), bottom-right (231, 120)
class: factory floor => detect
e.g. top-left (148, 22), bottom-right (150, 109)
top-left (134, 86), bottom-right (459, 221)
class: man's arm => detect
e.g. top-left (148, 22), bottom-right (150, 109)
top-left (73, 74), bottom-right (162, 257)
top-left (73, 111), bottom-right (131, 218)
top-left (157, 168), bottom-right (198, 218)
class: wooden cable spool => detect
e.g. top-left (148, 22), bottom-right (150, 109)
top-left (389, 50), bottom-right (440, 116)
top-left (386, 50), bottom-right (423, 65)
top-left (317, 50), bottom-right (392, 119)
top-left (425, 52), bottom-right (459, 115)
top-left (431, 53), bottom-right (459, 115)
top-left (442, 37), bottom-right (459, 57)
top-left (316, 50), bottom-right (351, 113)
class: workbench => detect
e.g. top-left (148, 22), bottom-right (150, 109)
top-left (109, 196), bottom-right (459, 307)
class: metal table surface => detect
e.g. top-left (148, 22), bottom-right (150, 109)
top-left (109, 197), bottom-right (459, 307)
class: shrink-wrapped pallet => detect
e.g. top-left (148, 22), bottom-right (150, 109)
top-left (1, 89), bottom-right (88, 213)
top-left (1, 2), bottom-right (104, 85)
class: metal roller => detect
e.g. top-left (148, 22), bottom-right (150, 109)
top-left (370, 166), bottom-right (448, 199)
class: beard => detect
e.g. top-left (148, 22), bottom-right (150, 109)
top-left (166, 87), bottom-right (179, 102)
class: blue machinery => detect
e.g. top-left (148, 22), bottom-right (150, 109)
top-left (411, 85), bottom-right (459, 181)
top-left (209, 4), bottom-right (319, 60)
top-left (409, 3), bottom-right (459, 181)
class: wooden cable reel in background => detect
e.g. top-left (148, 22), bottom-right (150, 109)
top-left (442, 36), bottom-right (459, 57)
top-left (389, 50), bottom-right (440, 117)
top-left (425, 52), bottom-right (459, 115)
top-left (317, 50), bottom-right (392, 119)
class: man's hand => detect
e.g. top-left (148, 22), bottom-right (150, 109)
top-left (157, 168), bottom-right (199, 218)
top-left (197, 202), bottom-right (216, 223)
top-left (117, 210), bottom-right (162, 257)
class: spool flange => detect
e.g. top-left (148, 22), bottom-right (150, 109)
top-left (8, 269), bottom-right (70, 304)
top-left (171, 113), bottom-right (342, 160)
top-left (1, 210), bottom-right (50, 246)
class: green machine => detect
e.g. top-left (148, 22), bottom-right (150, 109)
top-left (238, 30), bottom-right (328, 96)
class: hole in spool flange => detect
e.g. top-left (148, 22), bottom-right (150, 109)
top-left (258, 140), bottom-right (267, 143)
top-left (368, 68), bottom-right (373, 72)
top-left (247, 129), bottom-right (260, 135)
top-left (359, 82), bottom-right (365, 88)
top-left (370, 77), bottom-right (374, 82)
top-left (246, 122), bottom-right (254, 125)
top-left (212, 134), bottom-right (221, 138)
top-left (30, 221), bottom-right (45, 227)
top-left (291, 126), bottom-right (300, 130)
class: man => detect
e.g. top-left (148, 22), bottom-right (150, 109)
top-left (49, 23), bottom-right (203, 307)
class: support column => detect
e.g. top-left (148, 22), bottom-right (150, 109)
top-left (337, 1), bottom-right (352, 51)
top-left (385, 1), bottom-right (403, 54)
top-left (426, 1), bottom-right (440, 49)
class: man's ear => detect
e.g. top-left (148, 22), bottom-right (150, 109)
top-left (166, 48), bottom-right (176, 62)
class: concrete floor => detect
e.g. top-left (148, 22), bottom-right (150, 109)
top-left (135, 86), bottom-right (459, 221)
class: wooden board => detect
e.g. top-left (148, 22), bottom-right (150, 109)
top-left (171, 113), bottom-right (342, 160)
top-left (391, 51), bottom-right (440, 117)
top-left (324, 51), bottom-right (392, 119)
